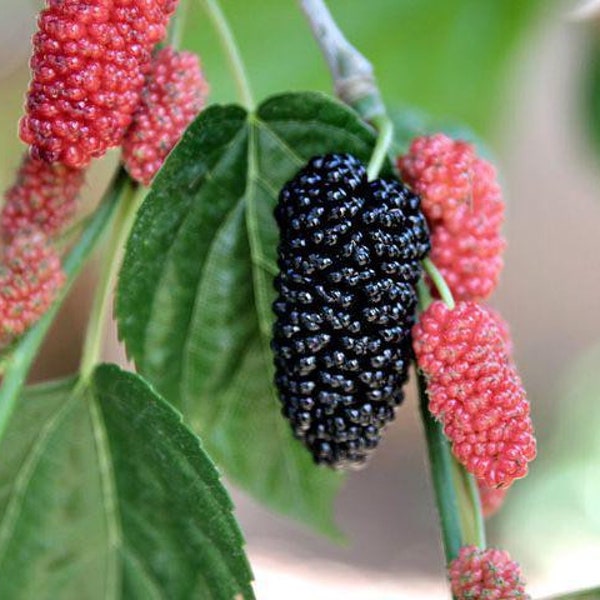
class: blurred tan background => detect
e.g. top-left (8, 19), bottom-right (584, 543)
top-left (2, 0), bottom-right (600, 598)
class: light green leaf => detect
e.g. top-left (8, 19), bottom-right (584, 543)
top-left (0, 365), bottom-right (254, 599)
top-left (117, 91), bottom-right (391, 535)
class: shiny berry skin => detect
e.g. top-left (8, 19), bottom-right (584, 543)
top-left (2, 154), bottom-right (85, 239)
top-left (122, 47), bottom-right (208, 186)
top-left (272, 154), bottom-right (430, 468)
top-left (398, 135), bottom-right (506, 301)
top-left (478, 479), bottom-right (508, 518)
top-left (413, 301), bottom-right (536, 488)
top-left (449, 545), bottom-right (530, 600)
top-left (0, 229), bottom-right (65, 345)
top-left (20, 0), bottom-right (176, 168)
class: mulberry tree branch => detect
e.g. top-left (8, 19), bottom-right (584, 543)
top-left (298, 0), bottom-right (391, 179)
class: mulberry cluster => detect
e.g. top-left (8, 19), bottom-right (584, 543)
top-left (412, 301), bottom-right (536, 488)
top-left (2, 154), bottom-right (85, 238)
top-left (398, 134), bottom-right (505, 301)
top-left (0, 230), bottom-right (65, 345)
top-left (20, 0), bottom-right (178, 168)
top-left (449, 545), bottom-right (530, 600)
top-left (272, 154), bottom-right (430, 468)
top-left (122, 47), bottom-right (208, 186)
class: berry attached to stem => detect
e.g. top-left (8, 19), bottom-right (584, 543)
top-left (0, 230), bottom-right (65, 345)
top-left (272, 153), bottom-right (430, 468)
top-left (20, 0), bottom-right (176, 167)
top-left (122, 47), bottom-right (208, 186)
top-left (413, 300), bottom-right (536, 488)
top-left (449, 545), bottom-right (530, 599)
top-left (2, 154), bottom-right (85, 239)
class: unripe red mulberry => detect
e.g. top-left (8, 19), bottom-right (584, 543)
top-left (2, 154), bottom-right (85, 239)
top-left (122, 47), bottom-right (208, 186)
top-left (478, 479), bottom-right (508, 518)
top-left (449, 545), bottom-right (530, 599)
top-left (413, 301), bottom-right (536, 488)
top-left (0, 230), bottom-right (65, 345)
top-left (397, 133), bottom-right (475, 222)
top-left (20, 0), bottom-right (176, 168)
top-left (398, 135), bottom-right (505, 301)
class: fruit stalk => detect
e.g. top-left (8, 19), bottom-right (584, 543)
top-left (298, 0), bottom-right (392, 179)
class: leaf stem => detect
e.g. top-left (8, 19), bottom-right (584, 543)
top-left (201, 0), bottom-right (255, 108)
top-left (79, 179), bottom-right (141, 381)
top-left (0, 167), bottom-right (127, 442)
top-left (367, 113), bottom-right (393, 180)
top-left (422, 257), bottom-right (456, 309)
top-left (168, 0), bottom-right (190, 50)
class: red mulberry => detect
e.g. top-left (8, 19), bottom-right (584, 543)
top-left (478, 479), bottom-right (508, 518)
top-left (122, 47), bottom-right (208, 186)
top-left (0, 230), bottom-right (65, 345)
top-left (2, 154), bottom-right (85, 239)
top-left (449, 545), bottom-right (530, 599)
top-left (20, 0), bottom-right (175, 168)
top-left (398, 135), bottom-right (505, 301)
top-left (413, 301), bottom-right (536, 488)
top-left (397, 133), bottom-right (475, 222)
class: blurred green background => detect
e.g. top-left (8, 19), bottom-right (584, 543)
top-left (2, 0), bottom-right (600, 598)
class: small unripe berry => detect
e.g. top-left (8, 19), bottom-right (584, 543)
top-left (0, 230), bottom-right (65, 345)
top-left (2, 154), bottom-right (85, 239)
top-left (398, 135), bottom-right (505, 301)
top-left (20, 0), bottom-right (177, 168)
top-left (413, 301), bottom-right (536, 488)
top-left (397, 133), bottom-right (475, 222)
top-left (122, 47), bottom-right (208, 186)
top-left (449, 545), bottom-right (530, 599)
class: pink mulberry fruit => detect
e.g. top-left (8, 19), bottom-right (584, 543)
top-left (2, 154), bottom-right (85, 238)
top-left (413, 301), bottom-right (536, 488)
top-left (122, 47), bottom-right (208, 186)
top-left (449, 545), bottom-right (530, 599)
top-left (19, 0), bottom-right (175, 168)
top-left (398, 135), bottom-right (505, 301)
top-left (0, 229), bottom-right (65, 344)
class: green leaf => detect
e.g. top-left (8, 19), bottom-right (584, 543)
top-left (0, 365), bottom-right (254, 600)
top-left (117, 91), bottom-right (390, 535)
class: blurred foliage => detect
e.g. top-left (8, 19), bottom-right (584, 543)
top-left (499, 344), bottom-right (600, 581)
top-left (585, 38), bottom-right (600, 156)
top-left (183, 0), bottom-right (547, 135)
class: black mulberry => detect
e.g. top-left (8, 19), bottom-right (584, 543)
top-left (272, 154), bottom-right (430, 468)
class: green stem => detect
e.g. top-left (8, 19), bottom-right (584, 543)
top-left (422, 257), bottom-right (455, 309)
top-left (201, 0), bottom-right (255, 108)
top-left (544, 588), bottom-right (600, 600)
top-left (451, 458), bottom-right (486, 548)
top-left (0, 168), bottom-right (127, 442)
top-left (418, 372), bottom-right (463, 563)
top-left (168, 0), bottom-right (189, 50)
top-left (367, 114), bottom-right (393, 181)
top-left (79, 180), bottom-right (140, 380)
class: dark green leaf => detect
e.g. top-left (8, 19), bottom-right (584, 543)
top-left (117, 91), bottom-right (391, 535)
top-left (0, 366), bottom-right (254, 599)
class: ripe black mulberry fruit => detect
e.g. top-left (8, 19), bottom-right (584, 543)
top-left (272, 154), bottom-right (430, 468)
